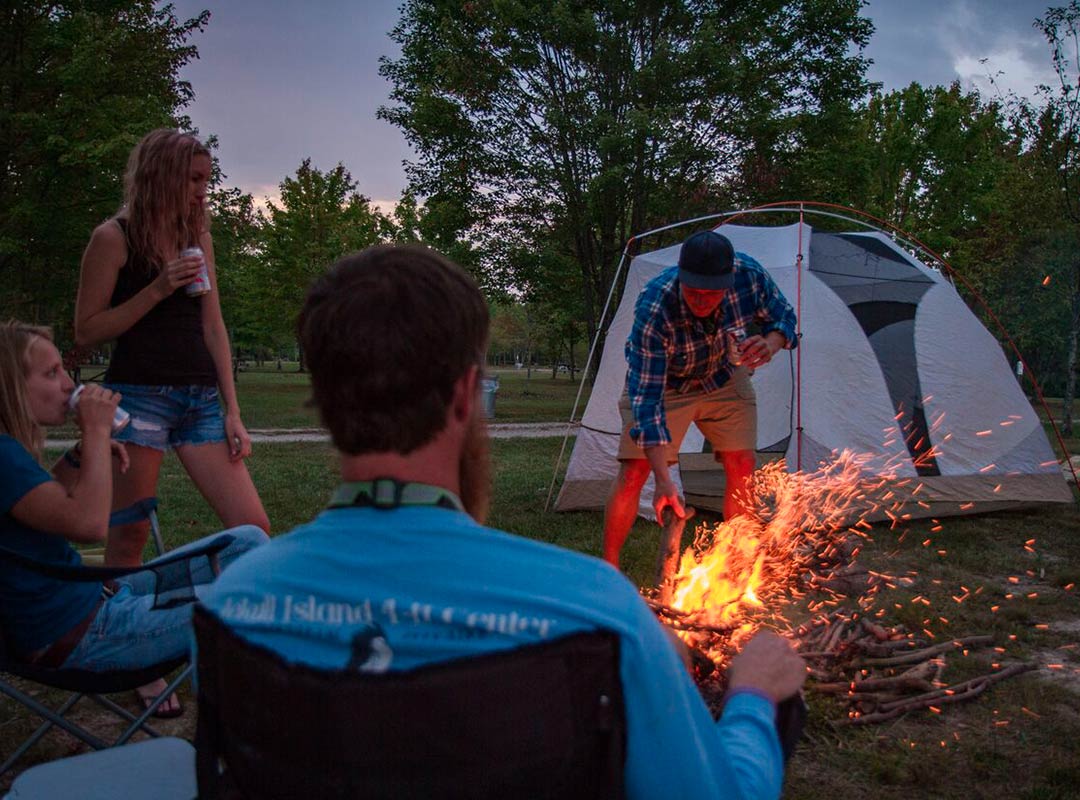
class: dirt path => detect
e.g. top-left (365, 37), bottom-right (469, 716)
top-left (46, 421), bottom-right (579, 449)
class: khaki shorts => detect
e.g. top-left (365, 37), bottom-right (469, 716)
top-left (618, 368), bottom-right (756, 463)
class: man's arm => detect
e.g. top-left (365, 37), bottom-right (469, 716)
top-left (616, 593), bottom-right (795, 799)
top-left (625, 289), bottom-right (685, 518)
top-left (625, 291), bottom-right (671, 451)
top-left (753, 264), bottom-right (798, 349)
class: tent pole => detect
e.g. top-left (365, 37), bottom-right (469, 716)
top-left (544, 241), bottom-right (635, 512)
top-left (796, 204), bottom-right (805, 472)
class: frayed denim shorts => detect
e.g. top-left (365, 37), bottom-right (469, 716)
top-left (104, 383), bottom-right (226, 451)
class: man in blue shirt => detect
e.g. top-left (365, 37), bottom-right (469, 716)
top-left (603, 230), bottom-right (798, 568)
top-left (202, 243), bottom-right (806, 799)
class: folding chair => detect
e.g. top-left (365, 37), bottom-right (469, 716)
top-left (0, 499), bottom-right (235, 778)
top-left (193, 606), bottom-right (627, 799)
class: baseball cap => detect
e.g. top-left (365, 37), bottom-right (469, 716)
top-left (678, 230), bottom-right (735, 290)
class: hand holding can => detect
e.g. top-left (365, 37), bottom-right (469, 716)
top-left (181, 246), bottom-right (211, 297)
top-left (726, 327), bottom-right (747, 366)
top-left (68, 384), bottom-right (130, 434)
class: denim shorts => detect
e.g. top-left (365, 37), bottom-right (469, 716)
top-left (105, 383), bottom-right (226, 451)
top-left (60, 526), bottom-right (269, 672)
top-left (617, 367), bottom-right (757, 462)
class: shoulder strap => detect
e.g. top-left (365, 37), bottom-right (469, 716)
top-left (327, 479), bottom-right (464, 512)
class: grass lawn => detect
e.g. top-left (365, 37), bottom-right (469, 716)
top-left (230, 364), bottom-right (592, 429)
top-left (50, 365), bottom-right (593, 439)
top-left (4, 435), bottom-right (1078, 797)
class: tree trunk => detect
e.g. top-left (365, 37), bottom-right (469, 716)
top-left (1063, 270), bottom-right (1080, 436)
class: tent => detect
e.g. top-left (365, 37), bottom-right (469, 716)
top-left (553, 210), bottom-right (1073, 521)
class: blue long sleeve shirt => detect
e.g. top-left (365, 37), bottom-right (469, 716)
top-left (202, 499), bottom-right (786, 799)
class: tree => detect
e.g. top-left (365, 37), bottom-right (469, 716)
top-left (258, 160), bottom-right (388, 369)
top-left (0, 1), bottom-right (207, 338)
top-left (207, 185), bottom-right (273, 358)
top-left (380, 0), bottom-right (872, 346)
top-left (1028, 2), bottom-right (1080, 433)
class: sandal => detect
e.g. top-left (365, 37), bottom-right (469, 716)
top-left (134, 688), bottom-right (184, 719)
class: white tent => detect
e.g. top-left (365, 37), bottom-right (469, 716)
top-left (554, 216), bottom-right (1073, 520)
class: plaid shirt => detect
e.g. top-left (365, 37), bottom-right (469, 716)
top-left (625, 256), bottom-right (797, 448)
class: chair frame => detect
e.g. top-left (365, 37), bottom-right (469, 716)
top-left (0, 499), bottom-right (231, 777)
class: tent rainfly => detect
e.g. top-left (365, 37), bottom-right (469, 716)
top-left (554, 217), bottom-right (1073, 521)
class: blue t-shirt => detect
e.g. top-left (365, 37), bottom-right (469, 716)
top-left (202, 496), bottom-right (785, 800)
top-left (0, 435), bottom-right (101, 653)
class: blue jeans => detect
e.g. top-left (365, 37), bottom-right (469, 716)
top-left (105, 383), bottom-right (226, 451)
top-left (60, 525), bottom-right (268, 672)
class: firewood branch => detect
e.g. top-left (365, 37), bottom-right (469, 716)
top-left (853, 635), bottom-right (993, 667)
top-left (839, 662), bottom-right (1037, 725)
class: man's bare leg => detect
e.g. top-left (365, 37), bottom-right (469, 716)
top-left (602, 459), bottom-right (652, 568)
top-left (719, 449), bottom-right (756, 521)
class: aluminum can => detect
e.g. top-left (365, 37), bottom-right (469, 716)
top-left (726, 327), bottom-right (747, 366)
top-left (181, 246), bottom-right (211, 297)
top-left (68, 385), bottom-right (131, 434)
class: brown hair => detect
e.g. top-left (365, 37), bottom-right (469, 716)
top-left (0, 321), bottom-right (54, 457)
top-left (298, 244), bottom-right (489, 455)
top-left (117, 128), bottom-right (210, 270)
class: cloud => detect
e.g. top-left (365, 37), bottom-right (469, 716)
top-left (954, 49), bottom-right (1059, 101)
top-left (235, 183), bottom-right (283, 214)
top-left (864, 0), bottom-right (1058, 100)
top-left (935, 0), bottom-right (1058, 99)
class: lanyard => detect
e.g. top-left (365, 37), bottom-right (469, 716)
top-left (327, 478), bottom-right (464, 513)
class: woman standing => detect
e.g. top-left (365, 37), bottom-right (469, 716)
top-left (75, 129), bottom-right (269, 567)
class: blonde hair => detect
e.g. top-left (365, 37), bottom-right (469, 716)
top-left (0, 321), bottom-right (54, 457)
top-left (117, 128), bottom-right (211, 271)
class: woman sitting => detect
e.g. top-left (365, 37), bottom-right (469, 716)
top-left (0, 321), bottom-right (267, 713)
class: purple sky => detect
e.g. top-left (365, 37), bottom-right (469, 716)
top-left (164, 0), bottom-right (1062, 210)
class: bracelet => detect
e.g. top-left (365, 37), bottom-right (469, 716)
top-left (63, 447), bottom-right (81, 469)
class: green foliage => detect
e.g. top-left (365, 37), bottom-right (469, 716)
top-left (0, 1), bottom-right (207, 338)
top-left (208, 185), bottom-right (273, 354)
top-left (379, 0), bottom-right (872, 344)
top-left (257, 159), bottom-right (389, 363)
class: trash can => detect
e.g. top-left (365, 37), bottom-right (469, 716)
top-left (480, 376), bottom-right (499, 419)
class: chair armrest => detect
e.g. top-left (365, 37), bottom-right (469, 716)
top-left (0, 535), bottom-right (234, 583)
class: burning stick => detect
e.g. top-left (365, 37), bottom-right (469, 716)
top-left (656, 506), bottom-right (696, 606)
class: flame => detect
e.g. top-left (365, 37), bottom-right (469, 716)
top-left (663, 450), bottom-right (887, 662)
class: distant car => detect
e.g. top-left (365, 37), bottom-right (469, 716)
top-left (556, 364), bottom-right (570, 374)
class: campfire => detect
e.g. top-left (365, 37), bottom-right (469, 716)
top-left (646, 449), bottom-right (1040, 725)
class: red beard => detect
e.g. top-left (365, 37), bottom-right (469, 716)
top-left (458, 409), bottom-right (492, 524)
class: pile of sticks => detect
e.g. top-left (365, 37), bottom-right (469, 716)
top-left (651, 605), bottom-right (1036, 724)
top-left (793, 611), bottom-right (1035, 725)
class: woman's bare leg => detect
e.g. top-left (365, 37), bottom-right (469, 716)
top-left (105, 444), bottom-right (165, 567)
top-left (175, 441), bottom-right (270, 533)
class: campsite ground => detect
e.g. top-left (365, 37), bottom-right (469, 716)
top-left (4, 370), bottom-right (1078, 796)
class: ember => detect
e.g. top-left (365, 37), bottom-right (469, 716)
top-left (646, 448), bottom-right (1040, 724)
top-left (652, 450), bottom-right (883, 665)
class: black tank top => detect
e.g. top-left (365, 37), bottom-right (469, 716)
top-left (103, 219), bottom-right (217, 386)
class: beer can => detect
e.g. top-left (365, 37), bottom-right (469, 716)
top-left (181, 246), bottom-right (211, 297)
top-left (68, 385), bottom-right (131, 434)
top-left (726, 327), bottom-right (747, 366)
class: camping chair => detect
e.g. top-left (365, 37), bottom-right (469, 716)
top-left (0, 499), bottom-right (235, 778)
top-left (193, 606), bottom-right (627, 799)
